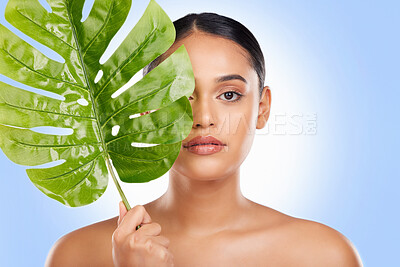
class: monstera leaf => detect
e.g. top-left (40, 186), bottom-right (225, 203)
top-left (0, 0), bottom-right (195, 208)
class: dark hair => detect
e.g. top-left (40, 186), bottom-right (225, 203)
top-left (143, 12), bottom-right (266, 98)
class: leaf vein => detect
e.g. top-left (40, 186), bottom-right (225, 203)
top-left (62, 158), bottom-right (97, 195)
top-left (82, 0), bottom-right (115, 57)
top-left (36, 153), bottom-right (102, 181)
top-left (100, 80), bottom-right (174, 128)
top-left (2, 48), bottom-right (88, 91)
top-left (15, 141), bottom-right (101, 148)
top-left (4, 102), bottom-right (96, 120)
top-left (108, 149), bottom-right (175, 163)
top-left (15, 9), bottom-right (77, 51)
top-left (106, 102), bottom-right (188, 145)
top-left (94, 27), bottom-right (157, 100)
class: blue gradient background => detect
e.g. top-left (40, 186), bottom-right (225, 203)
top-left (1, 0), bottom-right (398, 266)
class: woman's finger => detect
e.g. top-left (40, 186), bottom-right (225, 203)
top-left (135, 222), bottom-right (162, 237)
top-left (152, 235), bottom-right (171, 248)
top-left (118, 205), bottom-right (152, 235)
top-left (127, 233), bottom-right (171, 249)
top-left (117, 201), bottom-right (128, 225)
top-left (126, 234), bottom-right (172, 257)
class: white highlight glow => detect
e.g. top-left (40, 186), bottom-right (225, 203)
top-left (131, 142), bottom-right (159, 147)
top-left (129, 113), bottom-right (141, 119)
top-left (129, 109), bottom-right (157, 119)
top-left (77, 98), bottom-right (89, 106)
top-left (111, 71), bottom-right (143, 99)
top-left (81, 0), bottom-right (94, 22)
top-left (30, 126), bottom-right (74, 135)
top-left (111, 125), bottom-right (120, 136)
top-left (94, 70), bottom-right (103, 84)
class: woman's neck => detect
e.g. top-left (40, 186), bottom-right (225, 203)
top-left (154, 168), bottom-right (251, 236)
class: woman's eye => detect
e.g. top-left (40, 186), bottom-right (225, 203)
top-left (219, 91), bottom-right (243, 102)
top-left (188, 91), bottom-right (243, 102)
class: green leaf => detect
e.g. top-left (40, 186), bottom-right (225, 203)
top-left (0, 0), bottom-right (194, 207)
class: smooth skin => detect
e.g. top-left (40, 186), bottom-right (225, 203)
top-left (45, 31), bottom-right (363, 266)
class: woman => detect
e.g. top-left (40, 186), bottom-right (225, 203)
top-left (46, 13), bottom-right (363, 266)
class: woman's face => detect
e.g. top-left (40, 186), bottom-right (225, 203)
top-left (162, 32), bottom-right (268, 181)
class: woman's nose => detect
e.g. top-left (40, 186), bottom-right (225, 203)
top-left (191, 97), bottom-right (215, 129)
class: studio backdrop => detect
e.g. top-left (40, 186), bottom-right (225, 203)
top-left (0, 0), bottom-right (398, 266)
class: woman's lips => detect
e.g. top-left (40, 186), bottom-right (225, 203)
top-left (183, 135), bottom-right (226, 155)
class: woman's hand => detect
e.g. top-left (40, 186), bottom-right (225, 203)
top-left (112, 201), bottom-right (174, 267)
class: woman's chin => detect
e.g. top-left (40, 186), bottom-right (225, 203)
top-left (171, 157), bottom-right (236, 181)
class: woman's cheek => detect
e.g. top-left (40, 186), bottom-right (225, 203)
top-left (170, 101), bottom-right (257, 179)
top-left (228, 106), bottom-right (257, 161)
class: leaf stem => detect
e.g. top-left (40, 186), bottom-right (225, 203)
top-left (66, 5), bottom-right (132, 212)
top-left (105, 155), bottom-right (131, 211)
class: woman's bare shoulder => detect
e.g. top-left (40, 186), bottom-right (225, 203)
top-left (251, 203), bottom-right (363, 266)
top-left (283, 217), bottom-right (363, 266)
top-left (45, 216), bottom-right (119, 267)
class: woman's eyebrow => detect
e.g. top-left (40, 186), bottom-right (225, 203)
top-left (215, 74), bottom-right (247, 84)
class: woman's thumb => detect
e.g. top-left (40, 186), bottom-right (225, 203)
top-left (118, 201), bottom-right (128, 225)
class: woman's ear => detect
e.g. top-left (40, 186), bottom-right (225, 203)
top-left (256, 85), bottom-right (271, 129)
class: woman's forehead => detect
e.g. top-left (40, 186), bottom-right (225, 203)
top-left (163, 32), bottom-right (257, 86)
top-left (174, 32), bottom-right (249, 63)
